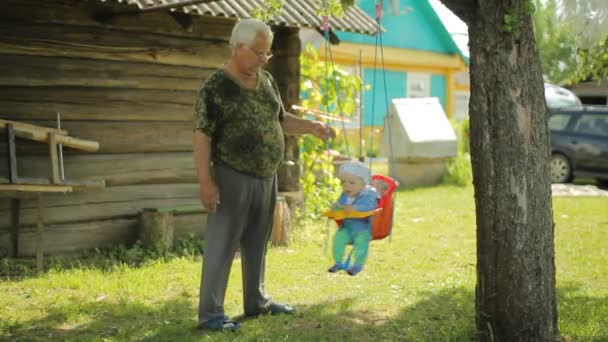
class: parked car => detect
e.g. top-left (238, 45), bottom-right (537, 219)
top-left (545, 83), bottom-right (583, 110)
top-left (548, 106), bottom-right (608, 185)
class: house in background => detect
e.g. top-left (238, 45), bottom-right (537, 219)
top-left (305, 0), bottom-right (469, 136)
top-left (0, 0), bottom-right (376, 256)
top-left (568, 79), bottom-right (608, 106)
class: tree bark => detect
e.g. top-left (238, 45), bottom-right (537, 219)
top-left (441, 0), bottom-right (558, 340)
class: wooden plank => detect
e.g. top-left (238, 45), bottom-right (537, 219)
top-left (0, 119), bottom-right (99, 152)
top-left (0, 153), bottom-right (197, 186)
top-left (0, 54), bottom-right (213, 90)
top-left (0, 118), bottom-right (68, 136)
top-left (0, 184), bottom-right (73, 193)
top-left (10, 199), bottom-right (20, 257)
top-left (48, 133), bottom-right (60, 184)
top-left (6, 124), bottom-right (18, 183)
top-left (1, 121), bottom-right (191, 154)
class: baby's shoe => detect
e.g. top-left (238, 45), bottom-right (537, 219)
top-left (328, 262), bottom-right (345, 273)
top-left (347, 264), bottom-right (363, 276)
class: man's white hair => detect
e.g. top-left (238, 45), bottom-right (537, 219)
top-left (229, 18), bottom-right (274, 49)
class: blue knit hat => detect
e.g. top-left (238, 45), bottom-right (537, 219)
top-left (338, 160), bottom-right (371, 185)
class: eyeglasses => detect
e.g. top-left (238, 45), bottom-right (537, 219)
top-left (244, 46), bottom-right (273, 61)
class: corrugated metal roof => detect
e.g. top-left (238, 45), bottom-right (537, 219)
top-left (110, 0), bottom-right (378, 35)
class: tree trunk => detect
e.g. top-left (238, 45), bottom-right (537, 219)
top-left (441, 0), bottom-right (559, 340)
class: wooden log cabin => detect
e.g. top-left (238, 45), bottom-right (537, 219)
top-left (0, 0), bottom-right (376, 257)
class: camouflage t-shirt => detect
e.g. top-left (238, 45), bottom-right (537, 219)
top-left (194, 69), bottom-right (285, 178)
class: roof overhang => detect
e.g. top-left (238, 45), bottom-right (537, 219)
top-left (101, 0), bottom-right (378, 36)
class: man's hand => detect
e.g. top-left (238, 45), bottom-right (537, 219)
top-left (200, 179), bottom-right (220, 213)
top-left (310, 121), bottom-right (336, 141)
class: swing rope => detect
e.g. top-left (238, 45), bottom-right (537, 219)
top-left (321, 0), bottom-right (399, 256)
top-left (321, 12), bottom-right (351, 157)
top-left (368, 0), bottom-right (395, 177)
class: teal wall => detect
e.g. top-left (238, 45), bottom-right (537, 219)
top-left (320, 0), bottom-right (464, 126)
top-left (361, 71), bottom-right (447, 126)
top-left (363, 69), bottom-right (406, 126)
top-left (430, 74), bottom-right (446, 108)
top-left (336, 0), bottom-right (460, 55)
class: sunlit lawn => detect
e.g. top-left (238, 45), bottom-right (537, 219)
top-left (0, 184), bottom-right (606, 341)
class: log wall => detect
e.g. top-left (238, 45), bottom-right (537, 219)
top-left (0, 0), bottom-right (300, 256)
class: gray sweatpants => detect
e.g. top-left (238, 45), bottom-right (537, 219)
top-left (198, 164), bottom-right (276, 323)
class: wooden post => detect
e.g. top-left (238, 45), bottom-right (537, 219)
top-left (139, 209), bottom-right (174, 250)
top-left (271, 197), bottom-right (291, 246)
top-left (36, 193), bottom-right (44, 272)
top-left (7, 124), bottom-right (18, 183)
top-left (48, 133), bottom-right (61, 184)
top-left (10, 198), bottom-right (21, 258)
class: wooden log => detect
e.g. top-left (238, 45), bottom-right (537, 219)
top-left (0, 100), bottom-right (193, 121)
top-left (0, 218), bottom-right (139, 257)
top-left (270, 197), bottom-right (291, 246)
top-left (0, 183), bottom-right (199, 228)
top-left (139, 209), bottom-right (174, 250)
top-left (173, 212), bottom-right (206, 238)
top-left (0, 212), bottom-right (207, 257)
top-left (0, 120), bottom-right (192, 154)
top-left (0, 153), bottom-right (197, 186)
top-left (0, 87), bottom-right (198, 107)
top-left (0, 20), bottom-right (231, 69)
top-left (0, 55), bottom-right (213, 90)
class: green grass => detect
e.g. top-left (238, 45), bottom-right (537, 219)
top-left (1, 186), bottom-right (606, 341)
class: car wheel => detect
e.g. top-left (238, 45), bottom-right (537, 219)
top-left (550, 153), bottom-right (572, 183)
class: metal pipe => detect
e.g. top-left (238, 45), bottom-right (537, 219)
top-left (57, 113), bottom-right (65, 181)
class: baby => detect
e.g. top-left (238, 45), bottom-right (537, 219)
top-left (328, 161), bottom-right (379, 276)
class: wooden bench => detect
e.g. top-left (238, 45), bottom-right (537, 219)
top-left (1, 118), bottom-right (103, 271)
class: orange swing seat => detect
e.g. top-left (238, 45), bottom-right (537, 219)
top-left (322, 173), bottom-right (398, 240)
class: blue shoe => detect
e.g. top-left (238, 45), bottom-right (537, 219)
top-left (328, 262), bottom-right (345, 273)
top-left (198, 315), bottom-right (241, 332)
top-left (347, 264), bottom-right (363, 276)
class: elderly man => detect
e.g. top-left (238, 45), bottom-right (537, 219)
top-left (193, 18), bottom-right (334, 331)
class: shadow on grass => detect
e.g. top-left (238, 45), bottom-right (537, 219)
top-left (557, 283), bottom-right (608, 342)
top-left (2, 283), bottom-right (605, 341)
top-left (1, 287), bottom-right (475, 342)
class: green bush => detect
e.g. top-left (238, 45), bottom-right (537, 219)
top-left (442, 152), bottom-right (473, 187)
top-left (442, 118), bottom-right (472, 186)
top-left (298, 135), bottom-right (341, 221)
